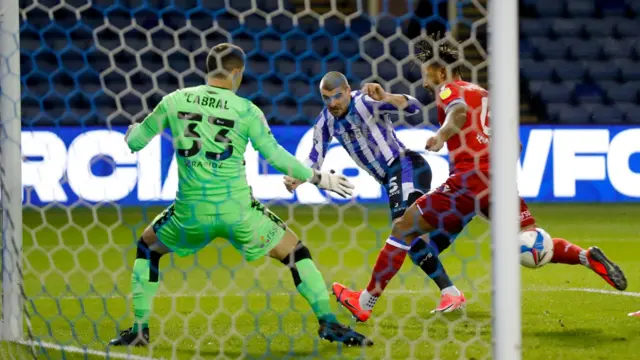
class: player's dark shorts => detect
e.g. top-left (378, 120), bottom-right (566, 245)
top-left (384, 150), bottom-right (432, 221)
top-left (416, 168), bottom-right (536, 235)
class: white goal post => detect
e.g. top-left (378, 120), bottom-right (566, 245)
top-left (0, 0), bottom-right (24, 342)
top-left (489, 0), bottom-right (522, 358)
top-left (0, 0), bottom-right (521, 357)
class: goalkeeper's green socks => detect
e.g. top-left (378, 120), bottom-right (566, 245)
top-left (280, 244), bottom-right (337, 324)
top-left (295, 258), bottom-right (337, 323)
top-left (131, 240), bottom-right (161, 333)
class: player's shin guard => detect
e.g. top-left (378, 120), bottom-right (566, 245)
top-left (131, 239), bottom-right (161, 333)
top-left (409, 237), bottom-right (454, 291)
top-left (281, 242), bottom-right (336, 324)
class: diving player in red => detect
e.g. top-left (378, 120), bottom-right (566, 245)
top-left (332, 38), bottom-right (627, 322)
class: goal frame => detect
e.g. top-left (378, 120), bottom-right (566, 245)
top-left (0, 0), bottom-right (521, 355)
top-left (489, 0), bottom-right (522, 359)
top-left (0, 0), bottom-right (23, 342)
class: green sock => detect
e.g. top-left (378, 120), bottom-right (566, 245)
top-left (131, 258), bottom-right (159, 333)
top-left (295, 259), bottom-right (337, 324)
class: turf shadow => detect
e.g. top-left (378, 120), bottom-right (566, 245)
top-left (176, 348), bottom-right (320, 359)
top-left (529, 328), bottom-right (629, 347)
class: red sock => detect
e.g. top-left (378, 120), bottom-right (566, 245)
top-left (551, 238), bottom-right (585, 265)
top-left (366, 238), bottom-right (409, 296)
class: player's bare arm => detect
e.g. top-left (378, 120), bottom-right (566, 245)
top-left (426, 103), bottom-right (467, 152)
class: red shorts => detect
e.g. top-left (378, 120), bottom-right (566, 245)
top-left (416, 169), bottom-right (536, 234)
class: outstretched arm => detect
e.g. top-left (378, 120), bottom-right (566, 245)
top-left (247, 105), bottom-right (314, 182)
top-left (126, 99), bottom-right (168, 152)
top-left (285, 111), bottom-right (333, 192)
top-left (361, 83), bottom-right (422, 115)
top-left (247, 104), bottom-right (353, 197)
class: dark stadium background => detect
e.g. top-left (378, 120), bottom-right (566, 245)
top-left (7, 1), bottom-right (640, 359)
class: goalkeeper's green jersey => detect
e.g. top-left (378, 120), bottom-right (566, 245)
top-left (126, 85), bottom-right (313, 215)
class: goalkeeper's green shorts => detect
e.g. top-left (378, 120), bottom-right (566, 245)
top-left (150, 198), bottom-right (287, 261)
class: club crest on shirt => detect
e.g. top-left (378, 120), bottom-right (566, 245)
top-left (439, 87), bottom-right (452, 100)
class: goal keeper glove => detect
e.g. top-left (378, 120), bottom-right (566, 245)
top-left (309, 170), bottom-right (355, 198)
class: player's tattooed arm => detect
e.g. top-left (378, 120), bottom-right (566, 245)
top-left (426, 103), bottom-right (467, 152)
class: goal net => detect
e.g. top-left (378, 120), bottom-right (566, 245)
top-left (1, 0), bottom-right (501, 359)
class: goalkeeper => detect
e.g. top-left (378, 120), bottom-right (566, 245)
top-left (109, 43), bottom-right (372, 347)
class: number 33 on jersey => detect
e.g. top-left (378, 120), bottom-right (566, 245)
top-left (124, 85), bottom-right (297, 202)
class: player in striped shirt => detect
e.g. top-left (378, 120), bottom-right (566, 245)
top-left (284, 72), bottom-right (463, 316)
top-left (332, 38), bottom-right (627, 323)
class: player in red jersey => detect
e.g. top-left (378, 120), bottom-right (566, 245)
top-left (332, 38), bottom-right (627, 322)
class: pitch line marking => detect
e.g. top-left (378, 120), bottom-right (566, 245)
top-left (15, 287), bottom-right (639, 359)
top-left (562, 287), bottom-right (640, 297)
top-left (15, 340), bottom-right (164, 360)
top-left (29, 286), bottom-right (640, 300)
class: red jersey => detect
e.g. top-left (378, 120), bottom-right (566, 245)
top-left (436, 80), bottom-right (491, 173)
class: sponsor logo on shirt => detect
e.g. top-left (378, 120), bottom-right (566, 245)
top-left (439, 87), bottom-right (452, 100)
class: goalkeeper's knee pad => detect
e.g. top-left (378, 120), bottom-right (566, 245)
top-left (280, 242), bottom-right (312, 286)
top-left (279, 241), bottom-right (312, 266)
top-left (136, 238), bottom-right (163, 282)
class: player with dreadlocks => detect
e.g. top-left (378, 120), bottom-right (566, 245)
top-left (332, 37), bottom-right (627, 322)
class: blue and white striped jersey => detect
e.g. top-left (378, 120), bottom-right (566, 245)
top-left (305, 90), bottom-right (422, 183)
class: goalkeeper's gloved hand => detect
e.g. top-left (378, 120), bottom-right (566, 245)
top-left (308, 170), bottom-right (355, 198)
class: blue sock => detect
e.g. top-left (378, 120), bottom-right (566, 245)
top-left (408, 237), bottom-right (453, 290)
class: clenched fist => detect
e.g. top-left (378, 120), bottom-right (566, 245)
top-left (361, 83), bottom-right (388, 101)
top-left (426, 134), bottom-right (446, 152)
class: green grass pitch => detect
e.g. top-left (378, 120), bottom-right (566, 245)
top-left (4, 203), bottom-right (640, 359)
